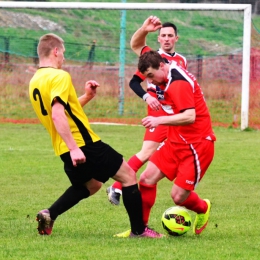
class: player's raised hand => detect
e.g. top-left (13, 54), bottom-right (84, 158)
top-left (78, 80), bottom-right (100, 106)
top-left (142, 16), bottom-right (162, 32)
top-left (85, 80), bottom-right (100, 99)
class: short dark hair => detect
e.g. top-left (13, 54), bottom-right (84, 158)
top-left (138, 50), bottom-right (165, 74)
top-left (159, 22), bottom-right (178, 35)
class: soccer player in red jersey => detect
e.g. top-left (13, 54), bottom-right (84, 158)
top-left (107, 19), bottom-right (187, 206)
top-left (138, 50), bottom-right (216, 235)
top-left (115, 16), bottom-right (215, 237)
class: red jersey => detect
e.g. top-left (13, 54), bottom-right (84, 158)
top-left (163, 61), bottom-right (216, 144)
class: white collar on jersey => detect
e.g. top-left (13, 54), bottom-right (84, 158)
top-left (158, 48), bottom-right (176, 57)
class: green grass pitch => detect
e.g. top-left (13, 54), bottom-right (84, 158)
top-left (0, 123), bottom-right (260, 260)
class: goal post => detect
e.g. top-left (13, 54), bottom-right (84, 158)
top-left (0, 2), bottom-right (252, 130)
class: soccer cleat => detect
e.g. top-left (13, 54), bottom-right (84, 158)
top-left (193, 199), bottom-right (211, 235)
top-left (113, 229), bottom-right (131, 238)
top-left (106, 186), bottom-right (122, 206)
top-left (36, 209), bottom-right (54, 235)
top-left (129, 227), bottom-right (165, 238)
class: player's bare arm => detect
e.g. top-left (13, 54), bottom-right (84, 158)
top-left (78, 80), bottom-right (100, 107)
top-left (142, 109), bottom-right (195, 128)
top-left (52, 100), bottom-right (86, 166)
top-left (130, 16), bottom-right (162, 56)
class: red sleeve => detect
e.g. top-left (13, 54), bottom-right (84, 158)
top-left (167, 81), bottom-right (195, 113)
top-left (135, 46), bottom-right (152, 81)
top-left (141, 46), bottom-right (152, 55)
top-left (134, 69), bottom-right (146, 81)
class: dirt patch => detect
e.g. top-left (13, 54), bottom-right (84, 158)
top-left (0, 10), bottom-right (65, 33)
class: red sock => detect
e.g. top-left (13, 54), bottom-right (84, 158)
top-left (112, 181), bottom-right (122, 190)
top-left (139, 182), bottom-right (157, 226)
top-left (112, 155), bottom-right (143, 191)
top-left (179, 191), bottom-right (208, 214)
top-left (128, 155), bottom-right (143, 173)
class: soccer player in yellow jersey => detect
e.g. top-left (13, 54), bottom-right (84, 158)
top-left (29, 33), bottom-right (163, 238)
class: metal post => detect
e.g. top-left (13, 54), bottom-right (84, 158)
top-left (241, 5), bottom-right (251, 130)
top-left (118, 0), bottom-right (126, 116)
top-left (4, 37), bottom-right (9, 64)
top-left (33, 40), bottom-right (38, 66)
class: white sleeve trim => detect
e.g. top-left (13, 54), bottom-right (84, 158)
top-left (142, 93), bottom-right (150, 101)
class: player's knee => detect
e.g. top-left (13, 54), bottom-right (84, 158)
top-left (139, 171), bottom-right (153, 185)
top-left (139, 172), bottom-right (147, 183)
top-left (118, 170), bottom-right (137, 187)
top-left (87, 181), bottom-right (102, 196)
top-left (171, 193), bottom-right (185, 205)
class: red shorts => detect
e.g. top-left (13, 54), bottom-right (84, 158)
top-left (149, 139), bottom-right (214, 190)
top-left (143, 125), bottom-right (168, 142)
top-left (143, 107), bottom-right (169, 142)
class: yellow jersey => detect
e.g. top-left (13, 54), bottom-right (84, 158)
top-left (29, 67), bottom-right (100, 155)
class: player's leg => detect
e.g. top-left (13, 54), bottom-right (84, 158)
top-left (36, 149), bottom-right (103, 235)
top-left (137, 139), bottom-right (180, 227)
top-left (108, 140), bottom-right (160, 205)
top-left (114, 140), bottom-right (170, 237)
top-left (171, 185), bottom-right (210, 235)
top-left (108, 139), bottom-right (163, 205)
top-left (172, 140), bottom-right (214, 235)
top-left (113, 159), bottom-right (163, 238)
top-left (139, 161), bottom-right (165, 225)
top-left (37, 179), bottom-right (102, 235)
top-left (49, 179), bottom-right (102, 218)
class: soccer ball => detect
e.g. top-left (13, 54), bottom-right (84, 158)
top-left (161, 206), bottom-right (191, 236)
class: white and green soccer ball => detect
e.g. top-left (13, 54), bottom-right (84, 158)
top-left (161, 206), bottom-right (191, 236)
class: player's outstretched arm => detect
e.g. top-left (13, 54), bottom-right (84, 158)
top-left (78, 80), bottom-right (100, 107)
top-left (130, 16), bottom-right (162, 56)
top-left (52, 100), bottom-right (86, 166)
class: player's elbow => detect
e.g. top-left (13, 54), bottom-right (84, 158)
top-left (129, 75), bottom-right (142, 89)
top-left (130, 40), bottom-right (142, 56)
top-left (131, 48), bottom-right (141, 56)
top-left (130, 37), bottom-right (137, 51)
top-left (129, 77), bottom-right (135, 90)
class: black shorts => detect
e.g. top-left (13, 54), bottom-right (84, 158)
top-left (60, 140), bottom-right (123, 186)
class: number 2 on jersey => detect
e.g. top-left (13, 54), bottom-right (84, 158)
top-left (33, 88), bottom-right (48, 116)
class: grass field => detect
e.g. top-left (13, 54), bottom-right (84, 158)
top-left (0, 123), bottom-right (260, 259)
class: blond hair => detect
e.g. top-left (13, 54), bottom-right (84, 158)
top-left (37, 33), bottom-right (64, 58)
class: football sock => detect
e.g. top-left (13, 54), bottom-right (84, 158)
top-left (112, 155), bottom-right (143, 191)
top-left (127, 154), bottom-right (143, 173)
top-left (122, 184), bottom-right (145, 235)
top-left (112, 181), bottom-right (122, 190)
top-left (179, 191), bottom-right (208, 214)
top-left (139, 182), bottom-right (157, 226)
top-left (48, 185), bottom-right (90, 220)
